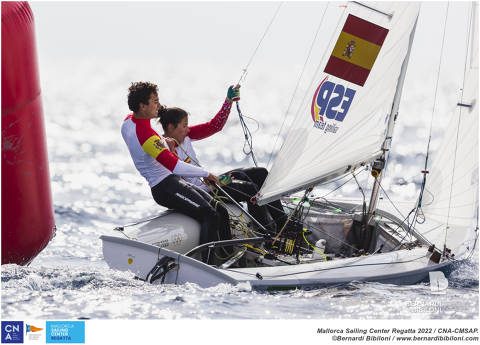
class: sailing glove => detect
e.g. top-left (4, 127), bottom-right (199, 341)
top-left (227, 85), bottom-right (241, 102)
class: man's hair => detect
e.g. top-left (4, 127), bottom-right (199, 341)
top-left (157, 107), bottom-right (189, 132)
top-left (127, 82), bottom-right (158, 112)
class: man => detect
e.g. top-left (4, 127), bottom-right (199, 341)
top-left (121, 82), bottom-right (231, 259)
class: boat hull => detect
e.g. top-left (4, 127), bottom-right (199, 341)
top-left (100, 236), bottom-right (453, 290)
top-left (117, 203), bottom-right (250, 255)
top-left (124, 210), bottom-right (201, 254)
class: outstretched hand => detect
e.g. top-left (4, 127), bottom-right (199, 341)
top-left (227, 85), bottom-right (241, 102)
top-left (204, 173), bottom-right (220, 187)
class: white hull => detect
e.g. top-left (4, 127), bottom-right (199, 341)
top-left (116, 203), bottom-right (253, 253)
top-left (101, 194), bottom-right (475, 290)
top-left (100, 235), bottom-right (453, 290)
top-left (221, 247), bottom-right (452, 289)
top-left (118, 210), bottom-right (201, 254)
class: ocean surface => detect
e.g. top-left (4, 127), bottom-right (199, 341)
top-left (1, 58), bottom-right (478, 321)
top-left (2, 1), bottom-right (479, 322)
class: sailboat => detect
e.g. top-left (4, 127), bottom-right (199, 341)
top-left (100, 2), bottom-right (478, 290)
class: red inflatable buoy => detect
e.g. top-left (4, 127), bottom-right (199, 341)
top-left (2, 2), bottom-right (55, 265)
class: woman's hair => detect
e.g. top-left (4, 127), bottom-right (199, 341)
top-left (157, 107), bottom-right (189, 132)
top-left (127, 81), bottom-right (158, 112)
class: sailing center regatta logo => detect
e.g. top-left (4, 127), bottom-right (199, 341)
top-left (311, 77), bottom-right (356, 133)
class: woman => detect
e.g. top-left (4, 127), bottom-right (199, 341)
top-left (157, 85), bottom-right (287, 234)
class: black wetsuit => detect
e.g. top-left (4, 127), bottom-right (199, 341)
top-left (217, 167), bottom-right (287, 233)
top-left (151, 175), bottom-right (232, 248)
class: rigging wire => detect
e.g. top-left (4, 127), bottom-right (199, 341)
top-left (118, 162), bottom-right (421, 256)
top-left (237, 2), bottom-right (284, 86)
top-left (444, 2), bottom-right (474, 250)
top-left (207, 177), bottom-right (362, 252)
top-left (376, 180), bottom-right (436, 250)
top-left (311, 168), bottom-right (366, 200)
top-left (415, 2), bottom-right (450, 216)
top-left (234, 2), bottom-right (284, 166)
top-left (266, 1), bottom-right (330, 168)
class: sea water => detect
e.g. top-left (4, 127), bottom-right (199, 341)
top-left (2, 53), bottom-right (478, 321)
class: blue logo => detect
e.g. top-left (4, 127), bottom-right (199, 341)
top-left (311, 78), bottom-right (356, 134)
top-left (1, 321), bottom-right (24, 343)
top-left (46, 322), bottom-right (85, 344)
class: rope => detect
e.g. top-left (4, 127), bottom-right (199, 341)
top-left (166, 139), bottom-right (262, 242)
top-left (272, 188), bottom-right (312, 245)
top-left (168, 136), bottom-right (397, 256)
top-left (302, 228), bottom-right (327, 262)
top-left (235, 102), bottom-right (258, 166)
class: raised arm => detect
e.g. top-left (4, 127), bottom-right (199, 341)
top-left (188, 85), bottom-right (240, 140)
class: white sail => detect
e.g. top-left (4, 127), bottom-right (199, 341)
top-left (257, 2), bottom-right (420, 205)
top-left (418, 3), bottom-right (478, 257)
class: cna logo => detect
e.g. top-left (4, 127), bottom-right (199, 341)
top-left (1, 321), bottom-right (24, 343)
top-left (311, 77), bottom-right (356, 134)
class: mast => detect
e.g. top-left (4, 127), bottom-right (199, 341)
top-left (367, 16), bottom-right (419, 222)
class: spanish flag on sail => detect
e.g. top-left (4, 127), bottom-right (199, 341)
top-left (324, 14), bottom-right (389, 86)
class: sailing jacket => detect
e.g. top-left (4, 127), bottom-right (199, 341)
top-left (174, 98), bottom-right (233, 190)
top-left (121, 115), bottom-right (209, 188)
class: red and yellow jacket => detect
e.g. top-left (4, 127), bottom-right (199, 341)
top-left (121, 114), bottom-right (209, 188)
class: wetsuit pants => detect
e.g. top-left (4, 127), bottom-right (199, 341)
top-left (219, 167), bottom-right (287, 233)
top-left (151, 175), bottom-right (231, 247)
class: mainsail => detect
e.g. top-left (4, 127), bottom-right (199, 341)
top-left (418, 2), bottom-right (478, 257)
top-left (257, 2), bottom-right (421, 205)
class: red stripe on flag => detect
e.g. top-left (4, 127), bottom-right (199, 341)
top-left (342, 14), bottom-right (388, 46)
top-left (324, 56), bottom-right (371, 86)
